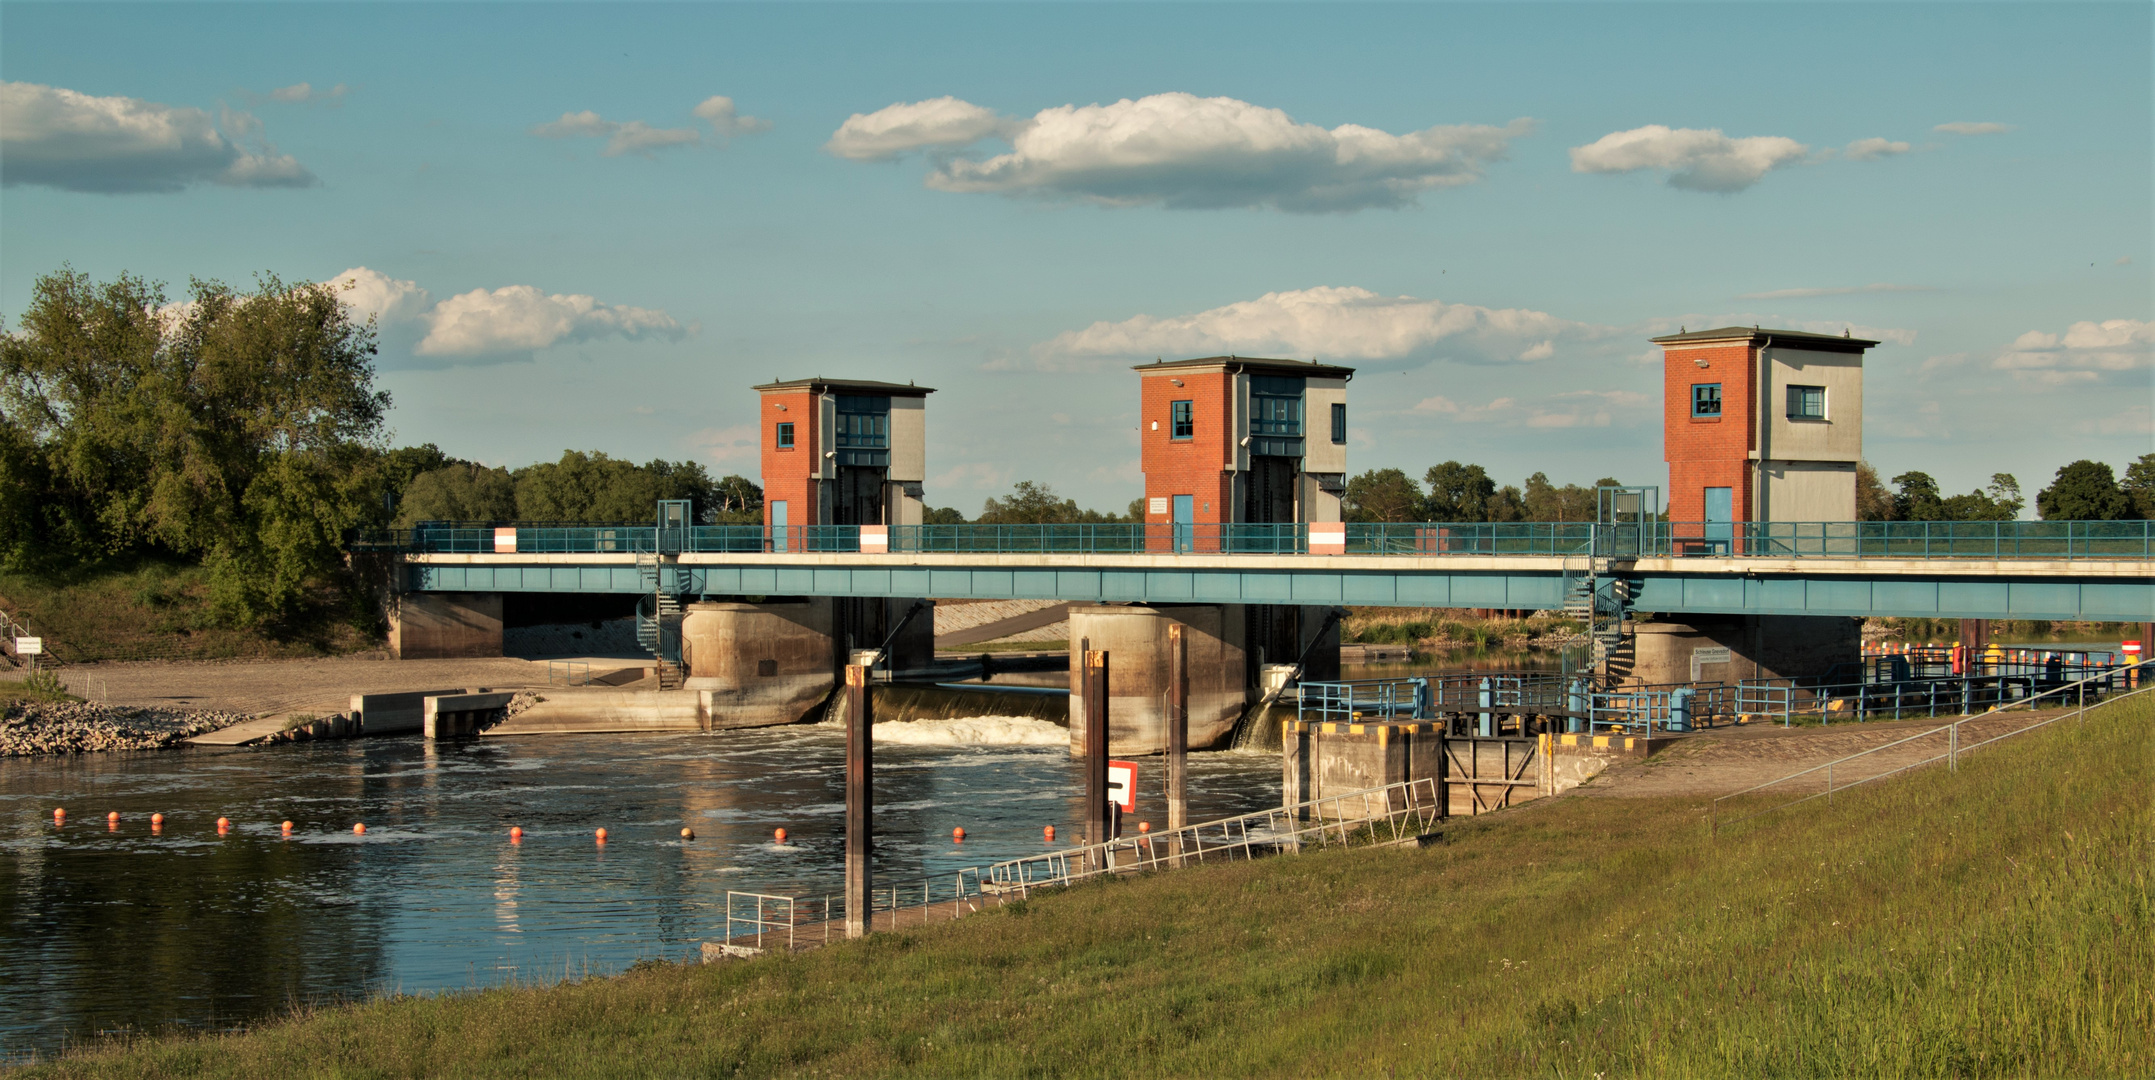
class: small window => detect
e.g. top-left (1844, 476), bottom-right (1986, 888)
top-left (1786, 385), bottom-right (1826, 420)
top-left (775, 422), bottom-right (795, 448)
top-left (1330, 402), bottom-right (1346, 444)
top-left (1170, 400), bottom-right (1193, 440)
top-left (1691, 383), bottom-right (1722, 418)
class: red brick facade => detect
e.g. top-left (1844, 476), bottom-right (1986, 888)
top-left (760, 389), bottom-right (817, 530)
top-left (1663, 343), bottom-right (1755, 529)
top-left (1140, 370), bottom-right (1234, 528)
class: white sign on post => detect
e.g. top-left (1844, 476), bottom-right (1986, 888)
top-left (14, 637), bottom-right (40, 656)
top-left (1106, 759), bottom-right (1139, 812)
top-left (1148, 497), bottom-right (1168, 515)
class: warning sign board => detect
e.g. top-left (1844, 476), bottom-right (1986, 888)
top-left (1106, 760), bottom-right (1139, 812)
top-left (13, 637), bottom-right (40, 656)
top-left (2125, 640), bottom-right (2143, 656)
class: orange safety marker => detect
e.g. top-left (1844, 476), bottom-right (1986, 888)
top-left (1138, 821), bottom-right (1151, 833)
top-left (216, 817), bottom-right (230, 829)
top-left (952, 827), bottom-right (965, 842)
top-left (353, 823), bottom-right (367, 835)
top-left (1043, 825), bottom-right (1055, 842)
top-left (595, 828), bottom-right (608, 843)
top-left (107, 811), bottom-right (120, 823)
top-left (280, 820), bottom-right (294, 834)
top-left (509, 826), bottom-right (523, 841)
top-left (680, 827), bottom-right (695, 840)
top-left (774, 827), bottom-right (787, 843)
top-left (52, 808), bottom-right (65, 823)
top-left (151, 813), bottom-right (165, 826)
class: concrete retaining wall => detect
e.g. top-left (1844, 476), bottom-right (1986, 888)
top-left (484, 691), bottom-right (703, 735)
top-left (423, 692), bottom-right (517, 738)
top-left (350, 688), bottom-right (471, 734)
top-left (681, 600), bottom-right (841, 728)
top-left (391, 593), bottom-right (502, 659)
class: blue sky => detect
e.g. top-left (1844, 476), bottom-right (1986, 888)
top-left (4, 1), bottom-right (2148, 516)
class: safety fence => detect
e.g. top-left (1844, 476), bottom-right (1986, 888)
top-left (348, 519), bottom-right (2155, 560)
top-left (717, 778), bottom-right (1442, 957)
top-left (1709, 663), bottom-right (2153, 836)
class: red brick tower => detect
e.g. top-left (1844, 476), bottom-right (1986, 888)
top-left (755, 378), bottom-right (933, 546)
top-left (1134, 357), bottom-right (1352, 549)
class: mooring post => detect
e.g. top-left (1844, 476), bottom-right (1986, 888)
top-left (1167, 623), bottom-right (1188, 833)
top-left (1084, 649), bottom-right (1110, 866)
top-left (845, 663), bottom-right (873, 939)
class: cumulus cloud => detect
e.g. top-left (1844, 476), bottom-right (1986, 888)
top-left (1737, 283), bottom-right (1933, 300)
top-left (826, 96), bottom-right (1019, 160)
top-left (1, 81), bottom-right (315, 193)
top-left (1934, 121), bottom-right (2013, 136)
top-left (1569, 125), bottom-right (1810, 192)
top-left (1034, 286), bottom-right (1603, 369)
top-left (831, 92), bottom-right (1531, 212)
top-left (324, 267), bottom-right (687, 363)
top-left (1839, 137), bottom-right (1909, 162)
top-left (267, 82), bottom-right (349, 106)
top-left (531, 96), bottom-right (766, 157)
top-left (1992, 318), bottom-right (2152, 385)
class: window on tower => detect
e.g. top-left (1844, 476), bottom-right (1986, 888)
top-left (775, 422), bottom-right (795, 448)
top-left (1691, 383), bottom-right (1722, 417)
top-left (1170, 400), bottom-right (1193, 440)
top-left (1786, 385), bottom-right (1826, 420)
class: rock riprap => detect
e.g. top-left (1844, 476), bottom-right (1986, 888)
top-left (1, 702), bottom-right (250, 757)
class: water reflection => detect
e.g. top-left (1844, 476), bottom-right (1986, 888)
top-left (2, 726), bottom-right (1278, 1060)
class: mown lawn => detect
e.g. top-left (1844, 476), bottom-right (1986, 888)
top-left (25, 694), bottom-right (2150, 1078)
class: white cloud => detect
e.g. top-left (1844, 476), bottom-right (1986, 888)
top-left (531, 96), bottom-right (765, 157)
top-left (1569, 125), bottom-right (1809, 192)
top-left (687, 423), bottom-right (760, 468)
top-left (323, 267), bottom-right (687, 362)
top-left (1992, 319), bottom-right (2152, 385)
top-left (833, 92), bottom-right (1531, 211)
top-left (267, 82), bottom-right (349, 106)
top-left (826, 96), bottom-right (1015, 161)
top-left (1839, 137), bottom-right (1909, 162)
top-left (1934, 121), bottom-right (2013, 136)
top-left (1035, 286), bottom-right (1603, 369)
top-left (1737, 283), bottom-right (1932, 300)
top-left (0, 80), bottom-right (315, 193)
top-left (692, 95), bottom-right (771, 138)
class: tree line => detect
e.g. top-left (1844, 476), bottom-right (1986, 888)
top-left (389, 449), bottom-right (761, 528)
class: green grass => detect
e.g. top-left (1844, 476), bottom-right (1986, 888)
top-left (24, 695), bottom-right (2151, 1078)
top-left (0, 671), bottom-right (78, 704)
top-left (0, 560), bottom-right (378, 663)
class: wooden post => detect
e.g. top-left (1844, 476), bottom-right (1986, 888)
top-left (1958, 618), bottom-right (1990, 652)
top-left (1167, 623), bottom-right (1188, 832)
top-left (844, 664), bottom-right (872, 939)
top-left (1083, 649), bottom-right (1109, 859)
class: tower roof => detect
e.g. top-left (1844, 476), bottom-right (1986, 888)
top-left (1650, 326), bottom-right (1878, 352)
top-left (1131, 355), bottom-right (1356, 378)
top-left (752, 377), bottom-right (934, 396)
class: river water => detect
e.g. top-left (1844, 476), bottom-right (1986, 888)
top-left (0, 718), bottom-right (1278, 1061)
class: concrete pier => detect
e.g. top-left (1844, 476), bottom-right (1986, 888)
top-left (389, 593), bottom-right (502, 659)
top-left (1066, 605), bottom-right (1247, 755)
top-left (1626, 614), bottom-right (1861, 686)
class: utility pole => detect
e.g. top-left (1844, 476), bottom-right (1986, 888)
top-left (844, 664), bottom-right (872, 938)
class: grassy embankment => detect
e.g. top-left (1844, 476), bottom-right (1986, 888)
top-left (25, 694), bottom-right (2150, 1078)
top-left (0, 561), bottom-right (377, 664)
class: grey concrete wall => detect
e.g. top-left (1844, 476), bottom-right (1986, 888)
top-left (423, 692), bottom-right (516, 738)
top-left (1067, 604), bottom-right (1247, 756)
top-left (486, 690), bottom-right (703, 734)
top-left (1281, 722), bottom-right (1445, 819)
top-left (1627, 614), bottom-right (1861, 686)
top-left (391, 592), bottom-right (503, 659)
top-left (680, 599), bottom-right (839, 727)
top-left (352, 688), bottom-right (472, 734)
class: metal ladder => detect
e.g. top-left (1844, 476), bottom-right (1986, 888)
top-left (1562, 542), bottom-right (1634, 684)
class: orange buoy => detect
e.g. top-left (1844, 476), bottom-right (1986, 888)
top-left (1043, 825), bottom-right (1055, 842)
top-left (595, 828), bottom-right (608, 842)
top-left (509, 826), bottom-right (523, 840)
top-left (952, 827), bottom-right (966, 842)
top-left (280, 820), bottom-right (294, 833)
top-left (353, 823), bottom-right (367, 835)
top-left (1138, 821), bottom-right (1151, 833)
top-left (52, 808), bottom-right (65, 821)
top-left (151, 813), bottom-right (165, 826)
top-left (680, 827), bottom-right (695, 840)
top-left (107, 811), bottom-right (120, 823)
top-left (215, 817), bottom-right (230, 829)
top-left (774, 827), bottom-right (787, 843)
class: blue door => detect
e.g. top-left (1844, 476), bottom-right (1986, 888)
top-left (1171, 495), bottom-right (1194, 553)
top-left (1703, 487), bottom-right (1732, 553)
top-left (770, 500), bottom-right (788, 553)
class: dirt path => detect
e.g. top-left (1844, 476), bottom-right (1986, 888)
top-left (52, 656), bottom-right (559, 718)
top-left (1579, 708), bottom-right (2087, 800)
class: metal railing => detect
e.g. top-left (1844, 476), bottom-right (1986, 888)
top-left (347, 519), bottom-right (2155, 560)
top-left (1733, 659), bottom-right (2133, 727)
top-left (546, 660), bottom-right (591, 687)
top-left (1710, 662), bottom-right (2153, 835)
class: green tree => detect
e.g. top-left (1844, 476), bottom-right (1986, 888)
top-left (1343, 468), bottom-right (1424, 522)
top-left (1855, 461), bottom-right (1896, 521)
top-left (2122, 453), bottom-right (2155, 519)
top-left (1940, 474), bottom-right (2022, 522)
top-left (2036, 460), bottom-right (2130, 520)
top-left (707, 474), bottom-right (763, 524)
top-left (1, 267), bottom-right (389, 623)
top-left (979, 480), bottom-right (1080, 524)
top-left (1423, 461), bottom-right (1495, 521)
top-left (1484, 485), bottom-right (1527, 522)
top-left (1891, 471), bottom-right (1945, 521)
top-left (513, 451), bottom-right (655, 522)
top-left (393, 464), bottom-right (518, 526)
top-left (922, 506), bottom-right (967, 525)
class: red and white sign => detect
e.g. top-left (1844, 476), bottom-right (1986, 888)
top-left (492, 527), bottom-right (517, 553)
top-left (1106, 759), bottom-right (1139, 812)
top-left (858, 525), bottom-right (889, 553)
top-left (1309, 523), bottom-right (1346, 556)
top-left (2124, 640), bottom-right (2142, 656)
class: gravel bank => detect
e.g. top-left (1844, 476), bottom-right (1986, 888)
top-left (1, 701), bottom-right (251, 757)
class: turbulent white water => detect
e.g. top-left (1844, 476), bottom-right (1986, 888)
top-left (870, 715), bottom-right (1069, 747)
